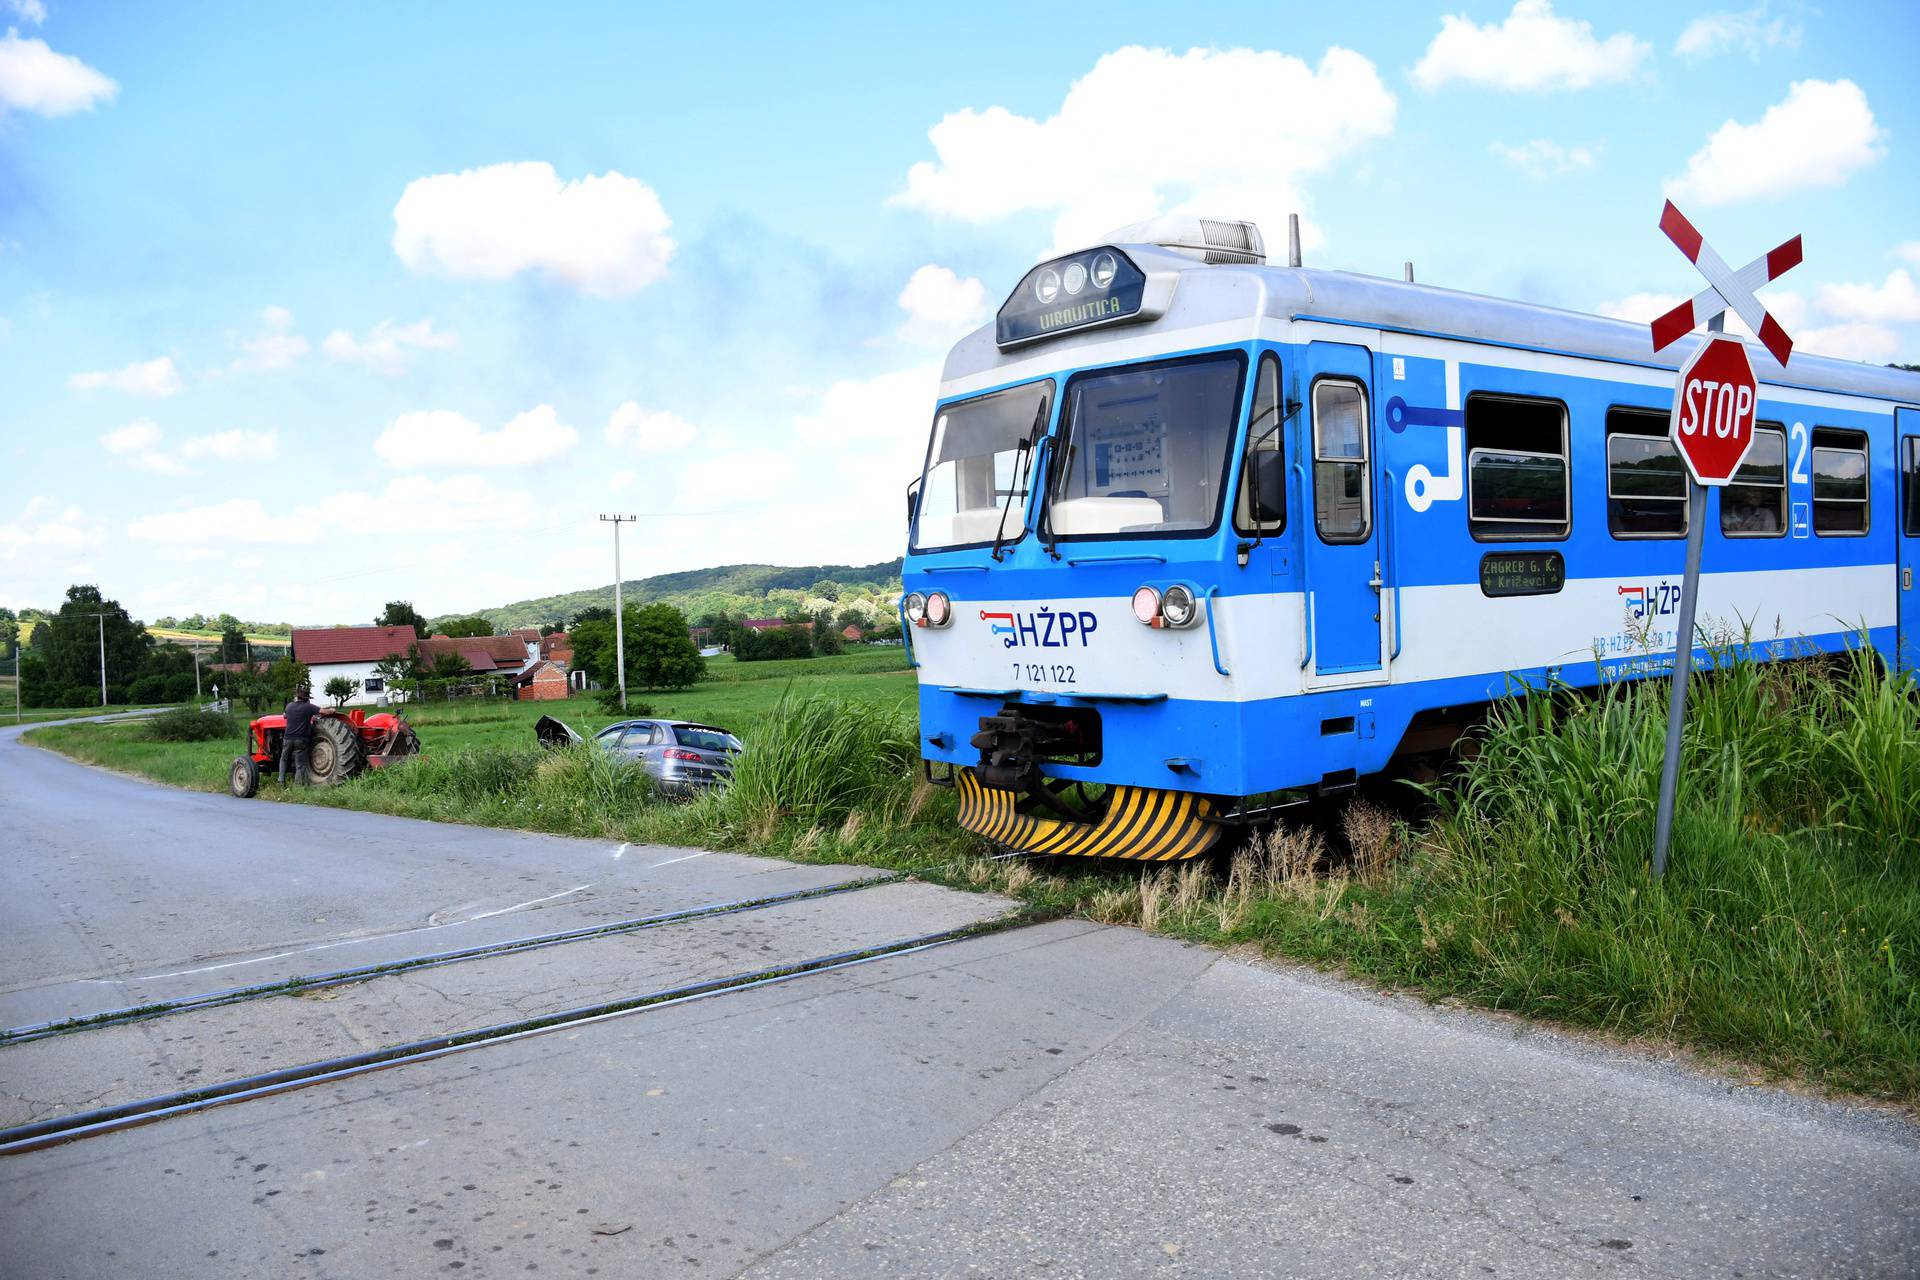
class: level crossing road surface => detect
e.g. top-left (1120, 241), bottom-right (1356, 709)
top-left (2, 717), bottom-right (1916, 1278)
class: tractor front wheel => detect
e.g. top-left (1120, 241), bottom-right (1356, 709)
top-left (306, 717), bottom-right (365, 787)
top-left (229, 756), bottom-right (259, 799)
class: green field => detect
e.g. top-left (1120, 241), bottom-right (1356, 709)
top-left (25, 648), bottom-right (915, 784)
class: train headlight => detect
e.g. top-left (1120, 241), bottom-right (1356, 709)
top-left (1062, 261), bottom-right (1087, 295)
top-left (925, 591), bottom-right (952, 627)
top-left (1161, 585), bottom-right (1199, 629)
top-left (1131, 585), bottom-right (1162, 627)
top-left (904, 592), bottom-right (928, 626)
top-left (1090, 251), bottom-right (1118, 289)
top-left (1034, 268), bottom-right (1061, 305)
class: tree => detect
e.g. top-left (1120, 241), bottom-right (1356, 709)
top-left (266, 657), bottom-right (312, 705)
top-left (439, 616), bottom-right (495, 638)
top-left (570, 606), bottom-right (705, 691)
top-left (219, 623), bottom-right (248, 663)
top-left (323, 675), bottom-right (360, 708)
top-left (810, 609), bottom-right (844, 656)
top-left (375, 601), bottom-right (429, 637)
top-left (629, 603), bottom-right (705, 689)
top-left (571, 605), bottom-right (612, 628)
top-left (810, 579), bottom-right (841, 601)
top-left (40, 585), bottom-right (152, 703)
top-left (0, 607), bottom-right (14, 661)
top-left (373, 651), bottom-right (421, 703)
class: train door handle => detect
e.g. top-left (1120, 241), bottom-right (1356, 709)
top-left (1368, 560), bottom-right (1383, 594)
top-left (1905, 566), bottom-right (1913, 591)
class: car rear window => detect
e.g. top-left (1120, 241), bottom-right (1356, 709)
top-left (672, 727), bottom-right (739, 752)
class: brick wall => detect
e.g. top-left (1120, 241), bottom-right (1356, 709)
top-left (517, 666), bottom-right (571, 702)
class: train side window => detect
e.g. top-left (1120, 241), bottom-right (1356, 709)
top-left (1905, 437), bottom-right (1920, 537)
top-left (1234, 353), bottom-right (1286, 535)
top-left (1811, 428), bottom-right (1869, 536)
top-left (1721, 423), bottom-right (1787, 537)
top-left (1466, 394), bottom-right (1569, 540)
top-left (1311, 378), bottom-right (1369, 543)
top-left (1605, 408), bottom-right (1686, 538)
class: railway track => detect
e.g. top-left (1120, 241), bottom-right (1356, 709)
top-left (0, 872), bottom-right (1028, 1157)
top-left (0, 872), bottom-right (904, 1046)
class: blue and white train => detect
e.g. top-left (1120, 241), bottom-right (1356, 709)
top-left (899, 217), bottom-right (1920, 861)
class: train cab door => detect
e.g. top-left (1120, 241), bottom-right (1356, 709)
top-left (1299, 341), bottom-right (1386, 687)
top-left (1899, 409), bottom-right (1920, 675)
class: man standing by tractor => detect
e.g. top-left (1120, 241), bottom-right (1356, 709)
top-left (280, 684), bottom-right (320, 785)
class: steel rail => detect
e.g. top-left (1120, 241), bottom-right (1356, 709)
top-left (1, 873), bottom-right (902, 1047)
top-left (0, 915), bottom-right (1026, 1157)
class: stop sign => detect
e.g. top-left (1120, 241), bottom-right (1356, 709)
top-left (1669, 335), bottom-right (1758, 485)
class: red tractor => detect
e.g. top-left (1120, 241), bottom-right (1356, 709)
top-left (229, 708), bottom-right (422, 798)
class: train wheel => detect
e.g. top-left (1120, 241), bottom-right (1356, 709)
top-left (229, 756), bottom-right (259, 799)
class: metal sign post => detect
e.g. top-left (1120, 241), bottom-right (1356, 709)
top-left (1647, 203), bottom-right (1800, 878)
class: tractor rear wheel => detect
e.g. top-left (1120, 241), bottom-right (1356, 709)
top-left (307, 717), bottom-right (364, 787)
top-left (229, 756), bottom-right (259, 799)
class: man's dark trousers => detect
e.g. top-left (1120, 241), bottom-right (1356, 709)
top-left (278, 736), bottom-right (310, 784)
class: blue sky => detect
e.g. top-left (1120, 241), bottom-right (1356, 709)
top-left (3, 1), bottom-right (1916, 624)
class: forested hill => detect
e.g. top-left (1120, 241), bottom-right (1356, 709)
top-left (447, 560), bottom-right (903, 631)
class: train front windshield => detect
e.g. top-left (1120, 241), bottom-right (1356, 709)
top-left (1044, 354), bottom-right (1243, 538)
top-left (912, 382), bottom-right (1051, 552)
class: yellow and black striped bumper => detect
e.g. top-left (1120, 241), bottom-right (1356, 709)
top-left (954, 770), bottom-right (1222, 861)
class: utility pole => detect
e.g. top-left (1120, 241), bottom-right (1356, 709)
top-left (79, 612), bottom-right (111, 708)
top-left (193, 642), bottom-right (202, 701)
top-left (600, 514), bottom-right (635, 711)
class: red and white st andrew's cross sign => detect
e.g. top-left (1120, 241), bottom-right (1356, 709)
top-left (1650, 200), bottom-right (1801, 367)
top-left (1651, 200), bottom-right (1801, 484)
top-left (1669, 336), bottom-right (1757, 486)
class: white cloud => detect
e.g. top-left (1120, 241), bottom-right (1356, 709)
top-left (1674, 7), bottom-right (1801, 60)
top-left (608, 470), bottom-right (634, 493)
top-left (1794, 322), bottom-right (1900, 364)
top-left (374, 405), bottom-right (580, 469)
top-left (100, 419), bottom-right (185, 474)
top-left (1412, 1), bottom-right (1647, 92)
top-left (898, 265), bottom-right (988, 345)
top-left (894, 45), bottom-right (1395, 254)
top-left (0, 28), bottom-right (115, 117)
top-left (129, 499), bottom-right (315, 546)
top-left (232, 305), bottom-right (309, 371)
top-left (1815, 270), bottom-right (1920, 325)
top-left (679, 449), bottom-right (790, 506)
top-left (321, 318), bottom-right (456, 375)
top-left (179, 429), bottom-right (280, 462)
top-left (605, 401), bottom-right (696, 453)
top-left (312, 474), bottom-right (533, 535)
top-left (99, 422), bottom-right (279, 473)
top-left (1489, 138), bottom-right (1594, 177)
top-left (1667, 79), bottom-right (1883, 206)
top-left (6, 1), bottom-right (47, 24)
top-left (795, 365), bottom-right (940, 446)
top-left (392, 161), bottom-right (675, 297)
top-left (68, 355), bottom-right (183, 397)
top-left (0, 496), bottom-right (105, 561)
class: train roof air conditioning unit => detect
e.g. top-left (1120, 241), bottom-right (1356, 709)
top-left (1102, 216), bottom-right (1265, 265)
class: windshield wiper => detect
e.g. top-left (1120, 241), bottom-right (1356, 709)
top-left (991, 400), bottom-right (1048, 562)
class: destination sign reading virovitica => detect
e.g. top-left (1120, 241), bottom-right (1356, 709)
top-left (997, 247), bottom-right (1150, 348)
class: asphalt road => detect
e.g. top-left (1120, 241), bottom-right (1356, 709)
top-left (2, 717), bottom-right (1916, 1278)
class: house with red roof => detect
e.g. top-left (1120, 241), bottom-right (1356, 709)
top-left (290, 625), bottom-right (418, 705)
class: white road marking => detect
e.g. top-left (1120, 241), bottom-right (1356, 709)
top-left (649, 851), bottom-right (708, 868)
top-left (613, 843), bottom-right (629, 860)
top-left (464, 884), bottom-right (592, 920)
top-left (119, 884), bottom-right (596, 980)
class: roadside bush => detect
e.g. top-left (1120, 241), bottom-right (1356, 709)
top-left (145, 706), bottom-right (237, 742)
top-left (713, 691), bottom-right (918, 833)
top-left (594, 688), bottom-right (655, 716)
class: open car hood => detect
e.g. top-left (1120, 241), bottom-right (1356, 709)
top-left (534, 715), bottom-right (583, 748)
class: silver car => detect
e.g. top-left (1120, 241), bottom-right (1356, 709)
top-left (590, 718), bottom-right (742, 795)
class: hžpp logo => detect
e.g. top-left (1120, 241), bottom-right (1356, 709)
top-left (1618, 582), bottom-right (1681, 620)
top-left (979, 608), bottom-right (1099, 650)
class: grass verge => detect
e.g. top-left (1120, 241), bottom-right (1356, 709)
top-left (23, 646), bottom-right (1919, 1105)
